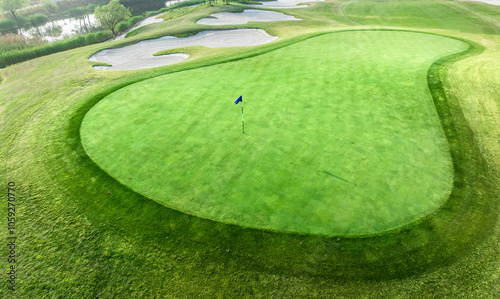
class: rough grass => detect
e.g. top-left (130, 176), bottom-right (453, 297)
top-left (1, 0), bottom-right (499, 297)
top-left (344, 0), bottom-right (500, 34)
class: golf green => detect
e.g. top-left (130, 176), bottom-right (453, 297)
top-left (81, 30), bottom-right (469, 235)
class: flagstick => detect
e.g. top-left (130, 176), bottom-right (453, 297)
top-left (241, 100), bottom-right (245, 133)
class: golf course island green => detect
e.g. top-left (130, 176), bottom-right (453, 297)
top-left (81, 30), bottom-right (469, 236)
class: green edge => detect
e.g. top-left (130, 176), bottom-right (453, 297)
top-left (72, 29), bottom-right (498, 279)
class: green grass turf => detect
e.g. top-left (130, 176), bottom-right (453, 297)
top-left (1, 1), bottom-right (499, 297)
top-left (344, 0), bottom-right (500, 35)
top-left (81, 30), bottom-right (467, 236)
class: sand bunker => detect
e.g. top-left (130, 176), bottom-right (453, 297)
top-left (251, 0), bottom-right (324, 9)
top-left (196, 9), bottom-right (299, 25)
top-left (89, 29), bottom-right (277, 70)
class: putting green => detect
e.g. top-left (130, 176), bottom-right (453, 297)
top-left (81, 30), bottom-right (469, 235)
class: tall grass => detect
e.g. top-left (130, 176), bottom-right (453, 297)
top-left (0, 34), bottom-right (45, 52)
top-left (0, 18), bottom-right (18, 33)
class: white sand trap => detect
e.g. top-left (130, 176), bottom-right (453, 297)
top-left (89, 29), bottom-right (277, 70)
top-left (196, 9), bottom-right (299, 25)
top-left (251, 0), bottom-right (324, 9)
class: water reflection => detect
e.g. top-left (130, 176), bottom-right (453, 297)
top-left (20, 0), bottom-right (192, 42)
top-left (20, 14), bottom-right (98, 42)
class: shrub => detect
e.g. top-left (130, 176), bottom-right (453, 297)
top-left (86, 4), bottom-right (97, 11)
top-left (145, 0), bottom-right (204, 17)
top-left (111, 15), bottom-right (144, 35)
top-left (145, 10), bottom-right (160, 17)
top-left (170, 0), bottom-right (204, 10)
top-left (29, 14), bottom-right (49, 26)
top-left (0, 19), bottom-right (17, 34)
top-left (84, 32), bottom-right (98, 44)
top-left (116, 21), bottom-right (129, 33)
top-left (69, 7), bottom-right (87, 18)
top-left (95, 31), bottom-right (111, 41)
top-left (16, 16), bottom-right (29, 27)
top-left (0, 30), bottom-right (112, 68)
top-left (128, 15), bottom-right (143, 26)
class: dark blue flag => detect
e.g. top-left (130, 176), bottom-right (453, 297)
top-left (234, 95), bottom-right (242, 105)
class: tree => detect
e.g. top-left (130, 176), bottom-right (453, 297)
top-left (0, 0), bottom-right (28, 21)
top-left (94, 0), bottom-right (131, 36)
top-left (0, 18), bottom-right (17, 33)
top-left (29, 13), bottom-right (48, 36)
top-left (42, 0), bottom-right (58, 20)
top-left (29, 13), bottom-right (48, 26)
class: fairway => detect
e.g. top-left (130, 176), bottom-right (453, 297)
top-left (81, 30), bottom-right (468, 235)
top-left (344, 1), bottom-right (496, 34)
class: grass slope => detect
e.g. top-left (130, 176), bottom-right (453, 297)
top-left (344, 0), bottom-right (500, 34)
top-left (1, 0), bottom-right (499, 297)
top-left (81, 30), bottom-right (466, 236)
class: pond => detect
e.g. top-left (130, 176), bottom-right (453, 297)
top-left (20, 14), bottom-right (97, 42)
